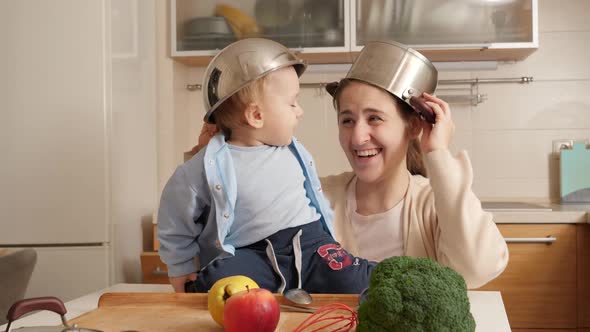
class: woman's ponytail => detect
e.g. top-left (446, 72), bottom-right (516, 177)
top-left (406, 138), bottom-right (427, 177)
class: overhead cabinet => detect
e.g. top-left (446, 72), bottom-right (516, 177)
top-left (171, 0), bottom-right (538, 66)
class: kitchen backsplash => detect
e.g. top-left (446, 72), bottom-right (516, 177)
top-left (166, 0), bottom-right (590, 202)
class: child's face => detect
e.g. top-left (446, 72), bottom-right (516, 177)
top-left (258, 66), bottom-right (303, 146)
top-left (337, 81), bottom-right (411, 184)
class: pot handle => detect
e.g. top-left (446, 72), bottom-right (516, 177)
top-left (6, 296), bottom-right (67, 322)
top-left (409, 96), bottom-right (436, 124)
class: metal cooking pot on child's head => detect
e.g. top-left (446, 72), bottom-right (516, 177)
top-left (330, 40), bottom-right (438, 123)
top-left (202, 38), bottom-right (307, 123)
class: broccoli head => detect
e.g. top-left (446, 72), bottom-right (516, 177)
top-left (357, 256), bottom-right (475, 332)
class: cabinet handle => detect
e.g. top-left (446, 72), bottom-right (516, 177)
top-left (291, 47), bottom-right (304, 54)
top-left (152, 266), bottom-right (168, 276)
top-left (504, 236), bottom-right (557, 244)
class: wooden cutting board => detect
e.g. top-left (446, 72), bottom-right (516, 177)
top-left (67, 293), bottom-right (359, 332)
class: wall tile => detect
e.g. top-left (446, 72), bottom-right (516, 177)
top-left (473, 178), bottom-right (552, 200)
top-left (473, 80), bottom-right (590, 130)
top-left (470, 129), bottom-right (590, 199)
top-left (539, 0), bottom-right (590, 32)
top-left (450, 131), bottom-right (473, 155)
top-left (296, 89), bottom-right (350, 177)
top-left (472, 31), bottom-right (590, 80)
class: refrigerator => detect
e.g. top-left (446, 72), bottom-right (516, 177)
top-left (0, 0), bottom-right (112, 302)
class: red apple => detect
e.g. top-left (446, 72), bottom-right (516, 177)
top-left (223, 287), bottom-right (280, 332)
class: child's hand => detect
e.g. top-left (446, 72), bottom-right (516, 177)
top-left (419, 93), bottom-right (455, 154)
top-left (189, 123), bottom-right (219, 155)
top-left (169, 272), bottom-right (197, 293)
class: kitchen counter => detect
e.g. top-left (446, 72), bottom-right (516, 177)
top-left (483, 202), bottom-right (590, 224)
top-left (1, 283), bottom-right (510, 332)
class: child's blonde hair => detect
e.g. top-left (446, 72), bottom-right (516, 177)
top-left (212, 76), bottom-right (268, 139)
top-left (330, 79), bottom-right (427, 177)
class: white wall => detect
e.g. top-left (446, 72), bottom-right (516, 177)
top-left (110, 0), bottom-right (159, 283)
top-left (158, 0), bottom-right (590, 203)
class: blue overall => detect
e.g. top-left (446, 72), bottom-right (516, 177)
top-left (186, 221), bottom-right (376, 294)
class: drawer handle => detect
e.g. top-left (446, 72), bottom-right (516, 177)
top-left (504, 236), bottom-right (557, 244)
top-left (152, 266), bottom-right (168, 276)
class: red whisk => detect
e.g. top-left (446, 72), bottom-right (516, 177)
top-left (292, 303), bottom-right (358, 332)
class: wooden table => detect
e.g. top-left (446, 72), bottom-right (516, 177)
top-left (1, 283), bottom-right (511, 331)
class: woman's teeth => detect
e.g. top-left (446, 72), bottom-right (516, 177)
top-left (356, 148), bottom-right (380, 157)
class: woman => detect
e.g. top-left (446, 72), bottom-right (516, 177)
top-left (321, 41), bottom-right (508, 289)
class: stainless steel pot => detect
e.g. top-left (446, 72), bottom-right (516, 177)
top-left (329, 40), bottom-right (438, 123)
top-left (202, 38), bottom-right (307, 123)
top-left (5, 297), bottom-right (102, 332)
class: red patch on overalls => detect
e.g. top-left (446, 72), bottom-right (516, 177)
top-left (317, 244), bottom-right (353, 271)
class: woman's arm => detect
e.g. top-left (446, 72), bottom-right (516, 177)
top-left (187, 123), bottom-right (219, 157)
top-left (424, 150), bottom-right (508, 289)
top-left (419, 93), bottom-right (508, 288)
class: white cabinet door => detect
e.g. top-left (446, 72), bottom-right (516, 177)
top-left (171, 0), bottom-right (350, 57)
top-left (24, 246), bottom-right (111, 302)
top-left (352, 0), bottom-right (537, 49)
top-left (0, 0), bottom-right (109, 244)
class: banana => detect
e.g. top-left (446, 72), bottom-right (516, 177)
top-left (215, 4), bottom-right (261, 39)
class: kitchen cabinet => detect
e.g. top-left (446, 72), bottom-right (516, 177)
top-left (140, 252), bottom-right (201, 284)
top-left (353, 0), bottom-right (538, 62)
top-left (580, 224), bottom-right (590, 328)
top-left (171, 0), bottom-right (351, 66)
top-left (170, 0), bottom-right (537, 66)
top-left (140, 224), bottom-right (199, 284)
top-left (141, 224), bottom-right (167, 284)
top-left (140, 252), bottom-right (169, 284)
top-left (512, 330), bottom-right (573, 332)
top-left (476, 224), bottom-right (577, 329)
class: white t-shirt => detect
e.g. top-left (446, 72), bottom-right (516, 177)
top-left (347, 178), bottom-right (404, 261)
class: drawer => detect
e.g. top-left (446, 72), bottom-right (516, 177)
top-left (579, 224), bottom-right (590, 328)
top-left (140, 252), bottom-right (169, 284)
top-left (476, 224), bottom-right (577, 329)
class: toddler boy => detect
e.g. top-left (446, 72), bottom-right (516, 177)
top-left (158, 38), bottom-right (374, 294)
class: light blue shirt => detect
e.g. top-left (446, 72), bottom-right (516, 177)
top-left (225, 143), bottom-right (321, 247)
top-left (157, 134), bottom-right (335, 277)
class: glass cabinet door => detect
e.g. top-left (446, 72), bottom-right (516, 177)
top-left (172, 0), bottom-right (348, 55)
top-left (353, 0), bottom-right (535, 49)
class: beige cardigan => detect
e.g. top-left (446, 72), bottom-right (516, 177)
top-left (321, 149), bottom-right (508, 289)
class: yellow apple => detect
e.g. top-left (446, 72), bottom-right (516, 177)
top-left (207, 275), bottom-right (260, 327)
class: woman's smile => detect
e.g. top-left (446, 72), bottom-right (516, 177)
top-left (356, 148), bottom-right (382, 157)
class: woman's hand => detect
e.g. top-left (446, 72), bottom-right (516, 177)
top-left (189, 123), bottom-right (219, 155)
top-left (169, 272), bottom-right (197, 293)
top-left (419, 93), bottom-right (455, 154)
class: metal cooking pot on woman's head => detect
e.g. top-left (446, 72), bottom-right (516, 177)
top-left (328, 40), bottom-right (439, 123)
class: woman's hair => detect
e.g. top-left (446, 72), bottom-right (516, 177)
top-left (330, 79), bottom-right (427, 177)
top-left (211, 76), bottom-right (267, 139)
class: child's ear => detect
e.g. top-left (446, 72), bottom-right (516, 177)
top-left (244, 103), bottom-right (264, 129)
top-left (406, 116), bottom-right (423, 139)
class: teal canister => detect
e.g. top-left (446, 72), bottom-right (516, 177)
top-left (560, 141), bottom-right (590, 203)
